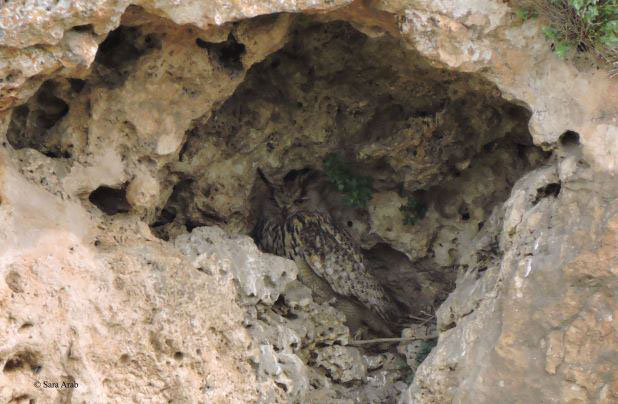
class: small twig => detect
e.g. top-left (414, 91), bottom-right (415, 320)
top-left (402, 319), bottom-right (433, 328)
top-left (406, 314), bottom-right (432, 322)
top-left (419, 310), bottom-right (435, 318)
top-left (348, 334), bottom-right (438, 346)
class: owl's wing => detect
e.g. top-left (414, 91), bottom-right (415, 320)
top-left (285, 212), bottom-right (397, 321)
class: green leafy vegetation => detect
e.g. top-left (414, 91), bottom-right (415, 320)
top-left (323, 153), bottom-right (373, 208)
top-left (516, 0), bottom-right (617, 66)
top-left (515, 7), bottom-right (538, 20)
top-left (415, 339), bottom-right (438, 365)
top-left (400, 195), bottom-right (428, 226)
top-left (515, 0), bottom-right (617, 68)
top-left (394, 356), bottom-right (415, 384)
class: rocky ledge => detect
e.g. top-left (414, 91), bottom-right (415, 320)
top-left (0, 1), bottom-right (616, 403)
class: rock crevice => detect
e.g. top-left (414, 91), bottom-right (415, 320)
top-left (0, 1), bottom-right (615, 403)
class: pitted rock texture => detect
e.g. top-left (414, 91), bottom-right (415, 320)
top-left (172, 227), bottom-right (411, 404)
top-left (174, 226), bottom-right (298, 305)
top-left (402, 160), bottom-right (618, 403)
top-left (312, 345), bottom-right (368, 383)
top-left (163, 19), bottom-right (537, 235)
top-left (155, 18), bottom-right (546, 321)
top-left (0, 1), bottom-right (616, 403)
top-left (0, 152), bottom-right (281, 403)
top-left (376, 0), bottom-right (617, 172)
top-left (4, 7), bottom-right (292, 224)
top-left (0, 0), bottom-right (349, 110)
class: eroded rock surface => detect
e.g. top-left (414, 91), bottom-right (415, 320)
top-left (0, 148), bottom-right (281, 403)
top-left (403, 158), bottom-right (618, 403)
top-left (0, 0), bottom-right (616, 403)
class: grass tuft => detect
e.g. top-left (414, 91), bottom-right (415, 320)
top-left (515, 0), bottom-right (617, 70)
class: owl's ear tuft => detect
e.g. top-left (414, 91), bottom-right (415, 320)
top-left (257, 168), bottom-right (274, 188)
top-left (283, 168), bottom-right (317, 187)
top-left (299, 169), bottom-right (319, 186)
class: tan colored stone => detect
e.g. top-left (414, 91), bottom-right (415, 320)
top-left (0, 0), bottom-right (349, 112)
top-left (1, 1), bottom-right (617, 403)
top-left (0, 154), bottom-right (282, 403)
top-left (545, 330), bottom-right (564, 375)
top-left (375, 0), bottom-right (617, 172)
top-left (126, 172), bottom-right (159, 210)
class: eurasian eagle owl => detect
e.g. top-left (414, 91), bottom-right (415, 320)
top-left (254, 168), bottom-right (398, 328)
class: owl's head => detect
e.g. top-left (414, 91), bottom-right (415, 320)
top-left (258, 168), bottom-right (318, 216)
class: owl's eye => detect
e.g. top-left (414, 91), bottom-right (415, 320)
top-left (295, 196), bottom-right (308, 204)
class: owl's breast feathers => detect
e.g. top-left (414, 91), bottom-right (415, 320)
top-left (280, 211), bottom-right (398, 322)
top-left (255, 216), bottom-right (286, 257)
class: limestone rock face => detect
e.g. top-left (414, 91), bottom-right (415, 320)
top-left (376, 0), bottom-right (617, 171)
top-left (0, 0), bottom-right (346, 110)
top-left (0, 0), bottom-right (616, 403)
top-left (313, 345), bottom-right (368, 383)
top-left (402, 163), bottom-right (618, 403)
top-left (174, 226), bottom-right (298, 305)
top-left (0, 151), bottom-right (280, 403)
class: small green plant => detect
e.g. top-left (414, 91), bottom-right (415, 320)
top-left (400, 195), bottom-right (428, 226)
top-left (515, 7), bottom-right (538, 20)
top-left (323, 153), bottom-right (373, 208)
top-left (516, 0), bottom-right (617, 64)
top-left (542, 26), bottom-right (574, 58)
top-left (394, 356), bottom-right (415, 384)
top-left (415, 339), bottom-right (438, 365)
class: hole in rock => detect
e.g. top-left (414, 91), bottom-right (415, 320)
top-left (3, 358), bottom-right (23, 373)
top-left (152, 18), bottom-right (549, 339)
top-left (151, 208), bottom-right (176, 228)
top-left (72, 24), bottom-right (94, 33)
top-left (5, 270), bottom-right (23, 293)
top-left (68, 78), bottom-right (86, 93)
top-left (88, 186), bottom-right (131, 215)
top-left (559, 130), bottom-right (580, 147)
top-left (96, 26), bottom-right (144, 69)
top-left (534, 182), bottom-right (561, 204)
top-left (3, 351), bottom-right (41, 374)
top-left (6, 80), bottom-right (70, 158)
top-left (93, 19), bottom-right (161, 88)
top-left (19, 322), bottom-right (33, 332)
top-left (196, 33), bottom-right (246, 72)
top-left (459, 205), bottom-right (470, 221)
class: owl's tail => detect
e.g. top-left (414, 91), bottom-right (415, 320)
top-left (371, 294), bottom-right (401, 325)
top-left (335, 298), bottom-right (395, 337)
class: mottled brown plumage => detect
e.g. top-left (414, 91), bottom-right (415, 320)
top-left (254, 169), bottom-right (398, 324)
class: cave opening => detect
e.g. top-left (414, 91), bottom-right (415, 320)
top-left (6, 80), bottom-right (71, 158)
top-left (88, 185), bottom-right (131, 216)
top-left (0, 7), bottom-right (561, 402)
top-left (195, 33), bottom-right (247, 72)
top-left (152, 17), bottom-right (548, 339)
top-left (2, 10), bottom-right (549, 341)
